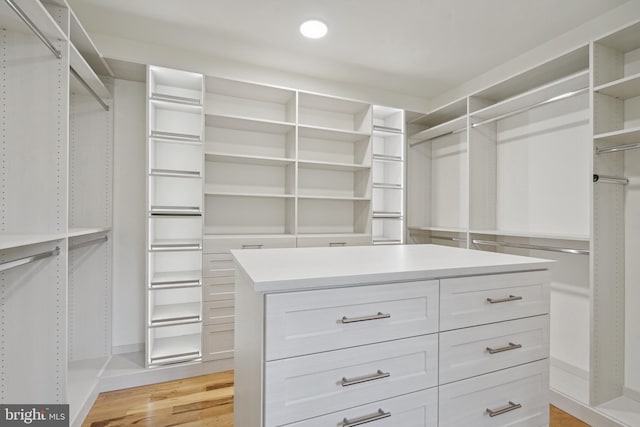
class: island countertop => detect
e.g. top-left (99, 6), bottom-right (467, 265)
top-left (231, 243), bottom-right (553, 293)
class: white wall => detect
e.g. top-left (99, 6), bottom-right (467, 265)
top-left (112, 79), bottom-right (146, 352)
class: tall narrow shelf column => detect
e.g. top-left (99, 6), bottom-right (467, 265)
top-left (146, 66), bottom-right (204, 366)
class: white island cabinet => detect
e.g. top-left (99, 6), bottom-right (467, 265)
top-left (232, 244), bottom-right (553, 427)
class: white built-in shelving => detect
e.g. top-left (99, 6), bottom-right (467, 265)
top-left (146, 66), bottom-right (204, 367)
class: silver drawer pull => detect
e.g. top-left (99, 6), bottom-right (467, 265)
top-left (341, 369), bottom-right (390, 387)
top-left (341, 312), bottom-right (390, 324)
top-left (330, 242), bottom-right (347, 247)
top-left (343, 409), bottom-right (391, 427)
top-left (242, 244), bottom-right (263, 249)
top-left (486, 295), bottom-right (523, 304)
top-left (487, 342), bottom-right (522, 354)
top-left (486, 401), bottom-right (522, 417)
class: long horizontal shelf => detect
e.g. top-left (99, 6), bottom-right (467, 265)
top-left (373, 211), bottom-right (402, 218)
top-left (0, 233), bottom-right (67, 251)
top-left (150, 303), bottom-right (201, 326)
top-left (149, 240), bottom-right (202, 252)
top-left (149, 333), bottom-right (201, 365)
top-left (149, 169), bottom-right (201, 178)
top-left (471, 70), bottom-right (588, 122)
top-left (373, 125), bottom-right (403, 135)
top-left (373, 183), bottom-right (403, 190)
top-left (408, 226), bottom-right (468, 233)
top-left (595, 72), bottom-right (640, 99)
top-left (205, 113), bottom-right (295, 134)
top-left (298, 160), bottom-right (371, 172)
top-left (594, 127), bottom-right (640, 145)
top-left (298, 125), bottom-right (371, 142)
top-left (204, 152), bottom-right (295, 167)
top-left (469, 229), bottom-right (590, 242)
top-left (68, 227), bottom-right (111, 238)
top-left (69, 43), bottom-right (111, 100)
top-left (150, 206), bottom-right (202, 216)
top-left (67, 356), bottom-right (111, 424)
top-left (69, 8), bottom-right (113, 77)
top-left (373, 154), bottom-right (403, 162)
top-left (204, 188), bottom-right (294, 199)
top-left (149, 131), bottom-right (202, 143)
top-left (150, 93), bottom-right (202, 107)
top-left (409, 115), bottom-right (466, 144)
top-left (373, 238), bottom-right (403, 245)
top-left (150, 271), bottom-right (202, 289)
top-left (298, 195), bottom-right (371, 201)
top-left (149, 96), bottom-right (203, 112)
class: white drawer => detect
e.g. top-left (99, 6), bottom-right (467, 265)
top-left (203, 276), bottom-right (235, 302)
top-left (203, 235), bottom-right (296, 253)
top-left (440, 270), bottom-right (549, 331)
top-left (265, 335), bottom-right (438, 426)
top-left (203, 253), bottom-right (234, 277)
top-left (203, 300), bottom-right (234, 325)
top-left (285, 387), bottom-right (438, 427)
top-left (296, 234), bottom-right (371, 248)
top-left (202, 323), bottom-right (234, 361)
top-left (439, 315), bottom-right (549, 384)
top-left (439, 359), bottom-right (549, 427)
top-left (265, 280), bottom-right (438, 360)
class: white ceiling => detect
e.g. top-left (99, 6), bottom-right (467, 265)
top-left (68, 0), bottom-right (629, 99)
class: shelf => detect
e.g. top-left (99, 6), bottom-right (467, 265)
top-left (204, 188), bottom-right (294, 199)
top-left (150, 271), bottom-right (202, 289)
top-left (373, 211), bottom-right (402, 218)
top-left (67, 356), bottom-right (110, 425)
top-left (471, 70), bottom-right (589, 123)
top-left (298, 125), bottom-right (371, 142)
top-left (149, 96), bottom-right (203, 112)
top-left (150, 302), bottom-right (201, 326)
top-left (407, 98), bottom-right (467, 128)
top-left (595, 72), bottom-right (640, 99)
top-left (594, 127), bottom-right (640, 145)
top-left (149, 131), bottom-right (202, 143)
top-left (373, 238), bottom-right (402, 245)
top-left (298, 160), bottom-right (371, 172)
top-left (69, 43), bottom-right (111, 101)
top-left (204, 152), bottom-right (294, 167)
top-left (150, 206), bottom-right (202, 216)
top-left (0, 0), bottom-right (67, 43)
top-left (149, 169), bottom-right (201, 178)
top-left (149, 240), bottom-right (202, 252)
top-left (597, 396), bottom-right (640, 427)
top-left (0, 234), bottom-right (66, 251)
top-left (69, 9), bottom-right (113, 77)
top-left (67, 227), bottom-right (111, 238)
top-left (298, 195), bottom-right (371, 201)
top-left (373, 154), bottom-right (402, 162)
top-left (408, 226), bottom-right (468, 233)
top-left (469, 229), bottom-right (590, 242)
top-left (373, 125), bottom-right (403, 135)
top-left (409, 115), bottom-right (466, 144)
top-left (205, 113), bottom-right (294, 134)
top-left (373, 183), bottom-right (403, 190)
top-left (149, 333), bottom-right (201, 365)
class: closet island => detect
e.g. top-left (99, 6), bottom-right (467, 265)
top-left (232, 244), bottom-right (553, 427)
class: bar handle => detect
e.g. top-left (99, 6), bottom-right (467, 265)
top-left (486, 401), bottom-right (522, 417)
top-left (330, 242), bottom-right (347, 247)
top-left (487, 342), bottom-right (522, 354)
top-left (341, 370), bottom-right (390, 387)
top-left (242, 244), bottom-right (263, 249)
top-left (487, 295), bottom-right (522, 304)
top-left (343, 409), bottom-right (391, 427)
top-left (341, 312), bottom-right (390, 324)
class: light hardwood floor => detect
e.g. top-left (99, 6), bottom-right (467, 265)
top-left (83, 371), bottom-right (590, 426)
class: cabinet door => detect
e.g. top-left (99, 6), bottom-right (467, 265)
top-left (439, 359), bottom-right (549, 427)
top-left (265, 280), bottom-right (439, 360)
top-left (440, 270), bottom-right (549, 330)
top-left (203, 235), bottom-right (296, 252)
top-left (202, 323), bottom-right (234, 361)
top-left (265, 335), bottom-right (438, 426)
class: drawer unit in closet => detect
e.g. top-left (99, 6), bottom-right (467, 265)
top-left (203, 276), bottom-right (235, 301)
top-left (285, 387), bottom-right (438, 427)
top-left (264, 280), bottom-right (439, 360)
top-left (203, 299), bottom-right (234, 325)
top-left (203, 323), bottom-right (234, 361)
top-left (296, 234), bottom-right (372, 247)
top-left (439, 359), bottom-right (549, 427)
top-left (265, 334), bottom-right (438, 426)
top-left (203, 235), bottom-right (297, 252)
top-left (440, 270), bottom-right (550, 331)
top-left (439, 314), bottom-right (549, 384)
top-left (203, 253), bottom-right (234, 276)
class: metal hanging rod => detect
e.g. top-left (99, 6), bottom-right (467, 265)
top-left (593, 174), bottom-right (629, 185)
top-left (596, 142), bottom-right (640, 154)
top-left (0, 246), bottom-right (60, 273)
top-left (69, 235), bottom-right (108, 251)
top-left (409, 126), bottom-right (466, 147)
top-left (5, 0), bottom-right (62, 59)
top-left (471, 88), bottom-right (588, 128)
top-left (472, 239), bottom-right (589, 255)
top-left (70, 67), bottom-right (110, 111)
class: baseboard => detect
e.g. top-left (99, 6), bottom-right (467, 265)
top-left (550, 357), bottom-right (589, 380)
top-left (111, 342), bottom-right (144, 355)
top-left (70, 385), bottom-right (101, 427)
top-left (550, 388), bottom-right (625, 427)
top-left (624, 386), bottom-right (640, 402)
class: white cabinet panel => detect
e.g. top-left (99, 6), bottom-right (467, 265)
top-left (203, 235), bottom-right (296, 252)
top-left (203, 323), bottom-right (234, 361)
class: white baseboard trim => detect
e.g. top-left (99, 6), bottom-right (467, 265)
top-left (550, 357), bottom-right (589, 380)
top-left (550, 388), bottom-right (625, 427)
top-left (111, 343), bottom-right (144, 355)
top-left (70, 386), bottom-right (101, 427)
top-left (624, 387), bottom-right (640, 403)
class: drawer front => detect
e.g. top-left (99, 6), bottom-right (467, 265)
top-left (265, 335), bottom-right (438, 426)
top-left (285, 387), bottom-right (438, 427)
top-left (439, 359), bottom-right (549, 427)
top-left (439, 315), bottom-right (549, 384)
top-left (265, 280), bottom-right (438, 360)
top-left (202, 323), bottom-right (234, 361)
top-left (440, 270), bottom-right (550, 331)
top-left (203, 235), bottom-right (296, 253)
top-left (203, 276), bottom-right (235, 302)
top-left (296, 234), bottom-right (372, 248)
top-left (203, 253), bottom-right (234, 276)
top-left (203, 300), bottom-right (234, 325)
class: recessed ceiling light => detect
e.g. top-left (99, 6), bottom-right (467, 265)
top-left (300, 19), bottom-right (328, 39)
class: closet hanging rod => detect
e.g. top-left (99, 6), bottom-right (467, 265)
top-left (0, 246), bottom-right (60, 273)
top-left (472, 239), bottom-right (589, 255)
top-left (471, 87), bottom-right (588, 128)
top-left (431, 236), bottom-right (467, 243)
top-left (593, 174), bottom-right (629, 185)
top-left (5, 0), bottom-right (62, 59)
top-left (596, 142), bottom-right (640, 154)
top-left (409, 126), bottom-right (466, 147)
top-left (70, 68), bottom-right (110, 111)
top-left (69, 235), bottom-right (108, 251)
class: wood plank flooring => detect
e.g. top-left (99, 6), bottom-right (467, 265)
top-left (83, 370), bottom-right (590, 426)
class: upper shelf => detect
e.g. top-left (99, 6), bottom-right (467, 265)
top-left (0, 233), bottom-right (67, 251)
top-left (298, 125), bottom-right (371, 142)
top-left (594, 72), bottom-right (640, 100)
top-left (0, 0), bottom-right (67, 43)
top-left (70, 43), bottom-right (111, 100)
top-left (594, 126), bottom-right (640, 145)
top-left (69, 8), bottom-right (113, 77)
top-left (205, 114), bottom-right (295, 134)
top-left (409, 115), bottom-right (466, 144)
